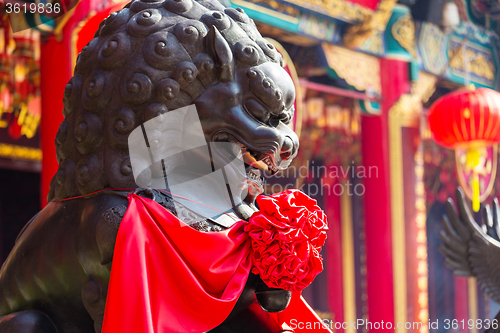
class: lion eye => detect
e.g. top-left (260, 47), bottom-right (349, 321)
top-left (244, 97), bottom-right (270, 123)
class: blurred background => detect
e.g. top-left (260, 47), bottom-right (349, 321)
top-left (2, 0), bottom-right (500, 332)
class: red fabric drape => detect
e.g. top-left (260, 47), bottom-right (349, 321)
top-left (102, 193), bottom-right (332, 333)
top-left (102, 194), bottom-right (252, 333)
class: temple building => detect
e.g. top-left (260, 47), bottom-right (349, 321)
top-left (1, 0), bottom-right (500, 332)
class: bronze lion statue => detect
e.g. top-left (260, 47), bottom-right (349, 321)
top-left (0, 0), bottom-right (299, 332)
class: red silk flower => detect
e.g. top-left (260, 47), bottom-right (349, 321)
top-left (245, 190), bottom-right (328, 292)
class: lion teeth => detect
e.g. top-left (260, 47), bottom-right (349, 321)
top-left (242, 152), bottom-right (268, 171)
top-left (262, 156), bottom-right (279, 173)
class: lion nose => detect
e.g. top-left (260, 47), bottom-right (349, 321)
top-left (280, 136), bottom-right (295, 161)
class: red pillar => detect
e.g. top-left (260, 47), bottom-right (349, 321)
top-left (40, 36), bottom-right (71, 206)
top-left (361, 58), bottom-right (410, 331)
top-left (40, 2), bottom-right (91, 206)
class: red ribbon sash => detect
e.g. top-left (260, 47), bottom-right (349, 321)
top-left (102, 193), bottom-right (332, 333)
top-left (102, 194), bottom-right (252, 333)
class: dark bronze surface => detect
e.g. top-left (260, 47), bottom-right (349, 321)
top-left (0, 311), bottom-right (57, 333)
top-left (255, 281), bottom-right (292, 313)
top-left (0, 0), bottom-right (298, 331)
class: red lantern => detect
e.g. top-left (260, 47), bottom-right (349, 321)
top-left (428, 87), bottom-right (500, 211)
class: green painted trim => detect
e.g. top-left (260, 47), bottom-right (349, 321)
top-left (249, 8), bottom-right (298, 32)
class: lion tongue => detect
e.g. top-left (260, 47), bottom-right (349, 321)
top-left (242, 152), bottom-right (268, 171)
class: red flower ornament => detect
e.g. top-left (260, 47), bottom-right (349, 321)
top-left (245, 190), bottom-right (328, 292)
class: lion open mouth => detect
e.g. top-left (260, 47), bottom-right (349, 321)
top-left (212, 132), bottom-right (282, 199)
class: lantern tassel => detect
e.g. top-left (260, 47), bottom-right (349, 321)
top-left (466, 149), bottom-right (481, 212)
top-left (472, 171), bottom-right (480, 212)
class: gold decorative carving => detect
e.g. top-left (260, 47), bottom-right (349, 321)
top-left (343, 0), bottom-right (398, 48)
top-left (358, 32), bottom-right (384, 55)
top-left (281, 0), bottom-right (372, 22)
top-left (249, 0), bottom-right (301, 18)
top-left (322, 43), bottom-right (381, 94)
top-left (448, 39), bottom-right (496, 84)
top-left (0, 143), bottom-right (42, 161)
top-left (418, 23), bottom-right (446, 75)
top-left (411, 72), bottom-right (438, 104)
top-left (389, 94), bottom-right (422, 120)
top-left (390, 72), bottom-right (438, 120)
top-left (256, 23), bottom-right (318, 47)
top-left (391, 14), bottom-right (417, 58)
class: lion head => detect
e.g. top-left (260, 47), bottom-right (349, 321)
top-left (49, 0), bottom-right (299, 204)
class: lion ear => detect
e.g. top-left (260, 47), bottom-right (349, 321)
top-left (207, 26), bottom-right (234, 82)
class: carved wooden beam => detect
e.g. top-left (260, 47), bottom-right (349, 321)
top-left (343, 0), bottom-right (398, 49)
top-left (389, 72), bottom-right (438, 121)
